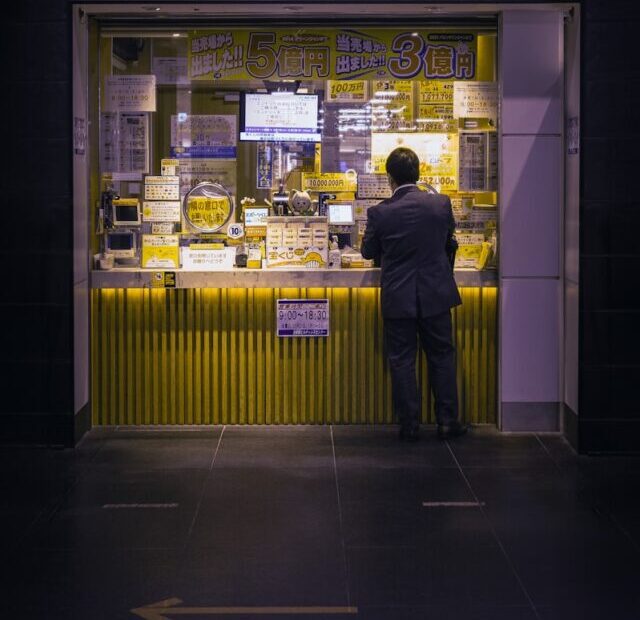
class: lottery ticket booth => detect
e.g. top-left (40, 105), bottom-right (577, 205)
top-left (72, 3), bottom-right (579, 433)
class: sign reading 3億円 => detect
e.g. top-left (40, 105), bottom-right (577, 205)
top-left (188, 29), bottom-right (477, 82)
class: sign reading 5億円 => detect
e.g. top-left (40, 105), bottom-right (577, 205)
top-left (188, 29), bottom-right (477, 82)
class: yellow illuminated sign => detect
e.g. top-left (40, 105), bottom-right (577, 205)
top-left (371, 132), bottom-right (458, 191)
top-left (326, 80), bottom-right (368, 102)
top-left (188, 29), bottom-right (478, 82)
top-left (185, 196), bottom-right (232, 231)
top-left (301, 172), bottom-right (357, 193)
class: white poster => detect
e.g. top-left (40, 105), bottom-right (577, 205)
top-left (177, 159), bottom-right (237, 198)
top-left (357, 174), bottom-right (392, 199)
top-left (142, 201), bottom-right (181, 222)
top-left (453, 82), bottom-right (498, 123)
top-left (100, 112), bottom-right (149, 178)
top-left (459, 132), bottom-right (498, 192)
top-left (170, 115), bottom-right (237, 158)
top-left (104, 75), bottom-right (156, 112)
top-left (144, 176), bottom-right (180, 201)
top-left (152, 57), bottom-right (189, 85)
top-left (181, 247), bottom-right (236, 271)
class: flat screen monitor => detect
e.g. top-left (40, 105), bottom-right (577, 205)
top-left (105, 231), bottom-right (136, 257)
top-left (239, 93), bottom-right (321, 142)
top-left (113, 203), bottom-right (141, 226)
top-left (244, 207), bottom-right (270, 226)
top-left (328, 202), bottom-right (355, 226)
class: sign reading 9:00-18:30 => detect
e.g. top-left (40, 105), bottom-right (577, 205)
top-left (188, 29), bottom-right (477, 82)
top-left (277, 299), bottom-right (330, 338)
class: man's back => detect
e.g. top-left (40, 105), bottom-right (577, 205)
top-left (361, 186), bottom-right (461, 318)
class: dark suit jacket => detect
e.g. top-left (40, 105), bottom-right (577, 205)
top-left (361, 185), bottom-right (462, 319)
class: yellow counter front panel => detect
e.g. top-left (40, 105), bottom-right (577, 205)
top-left (91, 287), bottom-right (497, 425)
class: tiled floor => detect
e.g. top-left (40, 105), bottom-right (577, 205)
top-left (2, 425), bottom-right (640, 619)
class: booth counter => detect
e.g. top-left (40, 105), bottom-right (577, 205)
top-left (91, 268), bottom-right (497, 427)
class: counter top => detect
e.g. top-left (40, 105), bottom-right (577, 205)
top-left (91, 268), bottom-right (498, 289)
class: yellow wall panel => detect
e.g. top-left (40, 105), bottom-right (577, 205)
top-left (92, 287), bottom-right (497, 426)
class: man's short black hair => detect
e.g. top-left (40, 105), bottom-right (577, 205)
top-left (386, 147), bottom-right (420, 186)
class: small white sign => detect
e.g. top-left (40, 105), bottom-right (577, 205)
top-left (152, 57), bottom-right (189, 85)
top-left (144, 176), bottom-right (180, 201)
top-left (181, 247), bottom-right (236, 271)
top-left (453, 82), bottom-right (498, 122)
top-left (151, 223), bottom-right (175, 234)
top-left (104, 75), bottom-right (156, 112)
top-left (143, 201), bottom-right (181, 222)
top-left (277, 299), bottom-right (330, 337)
top-left (357, 174), bottom-right (392, 199)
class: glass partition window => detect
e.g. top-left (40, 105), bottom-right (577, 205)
top-left (95, 26), bottom-right (498, 271)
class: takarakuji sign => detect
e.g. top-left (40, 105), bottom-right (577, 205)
top-left (188, 29), bottom-right (478, 82)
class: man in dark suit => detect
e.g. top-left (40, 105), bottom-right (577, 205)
top-left (361, 147), bottom-right (467, 442)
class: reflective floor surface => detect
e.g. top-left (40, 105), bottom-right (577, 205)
top-left (2, 426), bottom-right (640, 619)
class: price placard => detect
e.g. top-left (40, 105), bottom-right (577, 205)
top-left (326, 80), bottom-right (368, 102)
top-left (181, 247), bottom-right (236, 270)
top-left (277, 299), bottom-right (330, 337)
top-left (301, 172), bottom-right (357, 193)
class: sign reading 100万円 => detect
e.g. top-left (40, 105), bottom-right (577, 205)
top-left (188, 29), bottom-right (477, 82)
top-left (277, 299), bottom-right (330, 337)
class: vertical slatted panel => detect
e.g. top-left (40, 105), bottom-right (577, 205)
top-left (92, 286), bottom-right (497, 426)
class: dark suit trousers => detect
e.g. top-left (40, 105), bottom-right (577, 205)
top-left (383, 310), bottom-right (459, 428)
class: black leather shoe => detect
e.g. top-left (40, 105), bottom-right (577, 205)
top-left (399, 426), bottom-right (420, 442)
top-left (437, 421), bottom-right (468, 440)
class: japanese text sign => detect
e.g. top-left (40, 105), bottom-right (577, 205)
top-left (277, 299), bottom-right (330, 337)
top-left (188, 29), bottom-right (477, 82)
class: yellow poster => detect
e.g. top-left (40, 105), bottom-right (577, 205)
top-left (371, 132), bottom-right (458, 192)
top-left (417, 81), bottom-right (456, 132)
top-left (419, 81), bottom-right (454, 105)
top-left (371, 80), bottom-right (414, 131)
top-left (189, 29), bottom-right (478, 82)
top-left (141, 235), bottom-right (180, 269)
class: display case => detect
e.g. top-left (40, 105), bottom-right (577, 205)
top-left (92, 25), bottom-right (499, 277)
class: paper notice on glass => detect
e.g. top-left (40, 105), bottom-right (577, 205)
top-left (181, 247), bottom-right (236, 270)
top-left (100, 112), bottom-right (149, 178)
top-left (453, 82), bottom-right (498, 123)
top-left (152, 57), bottom-right (189, 85)
top-left (144, 176), bottom-right (180, 201)
top-left (354, 199), bottom-right (380, 220)
top-left (170, 115), bottom-right (237, 158)
top-left (104, 75), bottom-right (156, 112)
top-left (142, 201), bottom-right (181, 222)
top-left (458, 132), bottom-right (498, 192)
top-left (357, 174), bottom-right (392, 199)
top-left (454, 233), bottom-right (485, 268)
top-left (177, 159), bottom-right (237, 198)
